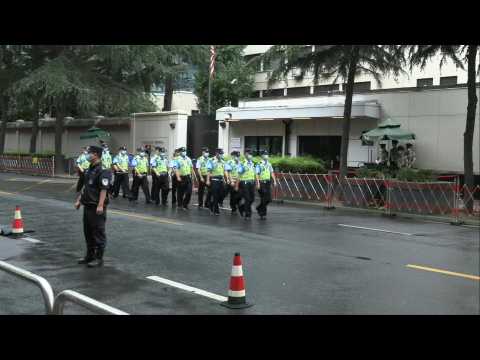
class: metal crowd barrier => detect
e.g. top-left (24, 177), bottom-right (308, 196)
top-left (271, 172), bottom-right (480, 222)
top-left (0, 260), bottom-right (128, 315)
top-left (0, 155), bottom-right (55, 176)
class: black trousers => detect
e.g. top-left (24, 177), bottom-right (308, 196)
top-left (76, 171), bottom-right (85, 192)
top-left (113, 172), bottom-right (130, 198)
top-left (83, 206), bottom-right (107, 252)
top-left (151, 173), bottom-right (169, 205)
top-left (177, 175), bottom-right (192, 208)
top-left (197, 179), bottom-right (212, 207)
top-left (209, 179), bottom-right (225, 214)
top-left (256, 180), bottom-right (272, 217)
top-left (171, 174), bottom-right (177, 204)
top-left (226, 182), bottom-right (239, 211)
top-left (238, 181), bottom-right (255, 217)
top-left (131, 174), bottom-right (151, 202)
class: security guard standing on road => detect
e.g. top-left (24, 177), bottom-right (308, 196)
top-left (74, 146), bottom-right (111, 268)
top-left (237, 148), bottom-right (256, 220)
top-left (225, 150), bottom-right (241, 215)
top-left (196, 147), bottom-right (211, 209)
top-left (150, 147), bottom-right (170, 206)
top-left (112, 146), bottom-right (131, 199)
top-left (255, 150), bottom-right (277, 220)
top-left (130, 147), bottom-right (152, 204)
top-left (170, 148), bottom-right (180, 207)
top-left (75, 147), bottom-right (90, 193)
top-left (173, 146), bottom-right (193, 210)
top-left (206, 148), bottom-right (229, 216)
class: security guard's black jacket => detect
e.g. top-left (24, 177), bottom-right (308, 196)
top-left (81, 162), bottom-right (111, 207)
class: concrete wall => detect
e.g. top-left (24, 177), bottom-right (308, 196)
top-left (151, 91), bottom-right (198, 114)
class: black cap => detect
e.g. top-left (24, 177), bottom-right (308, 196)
top-left (159, 147), bottom-right (166, 153)
top-left (137, 147), bottom-right (143, 152)
top-left (260, 150), bottom-right (269, 155)
top-left (201, 147), bottom-right (209, 152)
top-left (155, 146), bottom-right (162, 151)
top-left (119, 146), bottom-right (127, 151)
top-left (215, 148), bottom-right (224, 155)
top-left (178, 147), bottom-right (186, 152)
top-left (231, 151), bottom-right (240, 156)
top-left (88, 145), bottom-right (103, 156)
top-left (244, 148), bottom-right (252, 154)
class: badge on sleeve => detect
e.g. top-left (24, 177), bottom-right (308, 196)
top-left (102, 178), bottom-right (109, 186)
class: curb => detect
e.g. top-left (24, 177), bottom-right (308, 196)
top-left (276, 199), bottom-right (480, 227)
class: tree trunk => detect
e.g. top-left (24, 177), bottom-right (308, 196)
top-left (29, 97), bottom-right (40, 154)
top-left (339, 47), bottom-right (360, 179)
top-left (463, 44), bottom-right (478, 211)
top-left (0, 95), bottom-right (9, 154)
top-left (54, 104), bottom-right (65, 174)
top-left (162, 74), bottom-right (174, 111)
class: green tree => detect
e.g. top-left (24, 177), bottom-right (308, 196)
top-left (194, 45), bottom-right (255, 114)
top-left (262, 45), bottom-right (404, 178)
top-left (10, 45), bottom-right (155, 172)
top-left (407, 45), bottom-right (479, 197)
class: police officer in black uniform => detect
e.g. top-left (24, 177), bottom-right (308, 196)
top-left (74, 146), bottom-right (111, 268)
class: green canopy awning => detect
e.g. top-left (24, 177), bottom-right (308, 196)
top-left (80, 127), bottom-right (111, 140)
top-left (361, 118), bottom-right (415, 142)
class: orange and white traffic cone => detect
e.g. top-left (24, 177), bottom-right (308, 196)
top-left (221, 252), bottom-right (253, 309)
top-left (11, 206), bottom-right (24, 236)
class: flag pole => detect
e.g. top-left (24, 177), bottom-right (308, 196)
top-left (208, 73), bottom-right (212, 115)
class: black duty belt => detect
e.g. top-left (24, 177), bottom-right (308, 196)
top-left (260, 180), bottom-right (271, 183)
top-left (211, 176), bottom-right (224, 181)
top-left (180, 175), bottom-right (191, 178)
top-left (155, 172), bottom-right (168, 175)
top-left (240, 180), bottom-right (255, 183)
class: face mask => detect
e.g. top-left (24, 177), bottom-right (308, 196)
top-left (181, 151), bottom-right (186, 157)
top-left (262, 155), bottom-right (269, 160)
top-left (85, 153), bottom-right (93, 162)
top-left (140, 152), bottom-right (145, 157)
top-left (217, 154), bottom-right (223, 159)
top-left (203, 152), bottom-right (209, 158)
top-left (160, 153), bottom-right (166, 158)
top-left (246, 154), bottom-right (252, 160)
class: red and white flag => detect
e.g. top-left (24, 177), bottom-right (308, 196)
top-left (209, 45), bottom-right (216, 79)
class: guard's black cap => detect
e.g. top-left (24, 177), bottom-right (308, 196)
top-left (215, 148), bottom-right (224, 155)
top-left (244, 148), bottom-right (252, 154)
top-left (155, 146), bottom-right (162, 151)
top-left (88, 145), bottom-right (103, 156)
top-left (137, 147), bottom-right (143, 152)
top-left (159, 147), bottom-right (166, 153)
top-left (119, 146), bottom-right (127, 151)
top-left (231, 151), bottom-right (240, 157)
top-left (201, 147), bottom-right (209, 152)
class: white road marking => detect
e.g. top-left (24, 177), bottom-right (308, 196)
top-left (338, 224), bottom-right (414, 236)
top-left (193, 204), bottom-right (231, 211)
top-left (21, 236), bottom-right (42, 243)
top-left (147, 275), bottom-right (228, 302)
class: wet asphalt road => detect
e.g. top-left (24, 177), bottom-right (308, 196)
top-left (0, 173), bottom-right (478, 315)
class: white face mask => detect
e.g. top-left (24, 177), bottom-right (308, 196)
top-left (246, 154), bottom-right (252, 160)
top-left (140, 152), bottom-right (145, 157)
top-left (181, 151), bottom-right (187, 157)
top-left (262, 155), bottom-right (269, 160)
top-left (203, 152), bottom-right (209, 158)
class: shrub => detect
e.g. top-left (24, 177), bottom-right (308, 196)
top-left (356, 167), bottom-right (387, 179)
top-left (220, 155), bottom-right (326, 174)
top-left (396, 168), bottom-right (436, 182)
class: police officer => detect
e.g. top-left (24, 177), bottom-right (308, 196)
top-left (405, 143), bottom-right (416, 168)
top-left (376, 143), bottom-right (389, 168)
top-left (100, 141), bottom-right (112, 170)
top-left (237, 148), bottom-right (256, 220)
top-left (225, 150), bottom-right (241, 215)
top-left (173, 146), bottom-right (193, 210)
top-left (150, 147), bottom-right (170, 206)
top-left (74, 146), bottom-right (111, 268)
top-left (170, 148), bottom-right (180, 207)
top-left (389, 139), bottom-right (400, 171)
top-left (112, 146), bottom-right (131, 199)
top-left (206, 148), bottom-right (228, 216)
top-left (255, 150), bottom-right (277, 220)
top-left (75, 147), bottom-right (90, 193)
top-left (196, 147), bottom-right (211, 209)
top-left (130, 147), bottom-right (152, 204)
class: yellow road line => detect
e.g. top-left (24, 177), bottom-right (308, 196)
top-left (0, 190), bottom-right (15, 196)
top-left (109, 210), bottom-right (183, 226)
top-left (406, 264), bottom-right (480, 281)
top-left (18, 179), bottom-right (52, 192)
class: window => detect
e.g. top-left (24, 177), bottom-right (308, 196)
top-left (262, 88), bottom-right (285, 97)
top-left (343, 81), bottom-right (371, 92)
top-left (244, 136), bottom-right (283, 156)
top-left (417, 78), bottom-right (433, 87)
top-left (252, 90), bottom-right (261, 98)
top-left (287, 86), bottom-right (310, 97)
top-left (440, 76), bottom-right (457, 87)
top-left (313, 84), bottom-right (339, 95)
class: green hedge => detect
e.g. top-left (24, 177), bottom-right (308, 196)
top-left (221, 155), bottom-right (326, 174)
top-left (355, 166), bottom-right (437, 182)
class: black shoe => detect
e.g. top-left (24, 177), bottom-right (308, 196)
top-left (78, 256), bottom-right (95, 264)
top-left (87, 249), bottom-right (104, 268)
top-left (122, 195), bottom-right (126, 198)
top-left (112, 194), bottom-right (119, 199)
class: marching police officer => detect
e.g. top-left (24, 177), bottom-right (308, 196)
top-left (74, 146), bottom-right (111, 268)
top-left (150, 147), bottom-right (170, 206)
top-left (255, 150), bottom-right (277, 220)
top-left (237, 148), bottom-right (256, 220)
top-left (112, 146), bottom-right (131, 199)
top-left (196, 147), bottom-right (211, 209)
top-left (170, 148), bottom-right (180, 207)
top-left (206, 148), bottom-right (228, 216)
top-left (173, 146), bottom-right (193, 210)
top-left (225, 150), bottom-right (241, 215)
top-left (75, 147), bottom-right (90, 193)
top-left (130, 147), bottom-right (152, 204)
